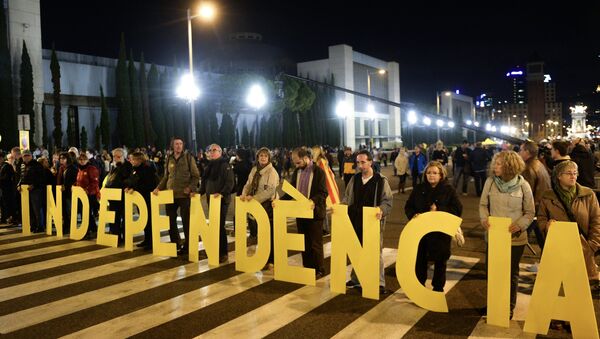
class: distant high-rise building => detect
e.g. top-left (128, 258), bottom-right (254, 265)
top-left (527, 56), bottom-right (546, 140)
top-left (506, 66), bottom-right (527, 104)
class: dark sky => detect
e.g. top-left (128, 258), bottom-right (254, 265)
top-left (40, 0), bottom-right (599, 104)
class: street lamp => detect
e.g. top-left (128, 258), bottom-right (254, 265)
top-left (185, 2), bottom-right (217, 153)
top-left (246, 84), bottom-right (266, 109)
top-left (367, 103), bottom-right (376, 150)
top-left (366, 69), bottom-right (386, 150)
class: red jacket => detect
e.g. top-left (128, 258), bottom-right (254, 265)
top-left (76, 164), bottom-right (100, 197)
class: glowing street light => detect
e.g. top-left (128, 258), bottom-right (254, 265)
top-left (408, 110), bottom-right (417, 125)
top-left (423, 117), bottom-right (431, 126)
top-left (198, 2), bottom-right (217, 21)
top-left (474, 121), bottom-right (480, 127)
top-left (436, 119), bottom-right (444, 127)
top-left (448, 121), bottom-right (455, 128)
top-left (246, 84), bottom-right (266, 109)
top-left (336, 101), bottom-right (350, 118)
top-left (466, 120), bottom-right (472, 125)
top-left (176, 73), bottom-right (200, 101)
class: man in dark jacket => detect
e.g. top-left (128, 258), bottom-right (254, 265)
top-left (104, 148), bottom-right (133, 244)
top-left (0, 153), bottom-right (17, 224)
top-left (125, 152), bottom-right (158, 250)
top-left (469, 142), bottom-right (490, 197)
top-left (452, 140), bottom-right (471, 195)
top-left (200, 144), bottom-right (235, 263)
top-left (570, 138), bottom-right (596, 189)
top-left (18, 150), bottom-right (45, 232)
top-left (281, 147), bottom-right (328, 278)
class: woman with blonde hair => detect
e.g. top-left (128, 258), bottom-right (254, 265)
top-left (405, 161), bottom-right (462, 292)
top-left (394, 146), bottom-right (409, 193)
top-left (479, 150), bottom-right (535, 319)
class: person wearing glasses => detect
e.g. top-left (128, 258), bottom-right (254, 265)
top-left (153, 137), bottom-right (200, 255)
top-left (537, 160), bottom-right (600, 305)
top-left (200, 144), bottom-right (234, 263)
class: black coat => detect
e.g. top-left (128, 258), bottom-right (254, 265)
top-left (200, 158), bottom-right (235, 205)
top-left (125, 162), bottom-right (158, 199)
top-left (405, 180), bottom-right (462, 260)
top-left (105, 162), bottom-right (133, 189)
top-left (19, 160), bottom-right (44, 190)
top-left (282, 163), bottom-right (328, 220)
top-left (570, 144), bottom-right (596, 189)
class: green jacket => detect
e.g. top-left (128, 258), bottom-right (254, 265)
top-left (157, 151), bottom-right (200, 199)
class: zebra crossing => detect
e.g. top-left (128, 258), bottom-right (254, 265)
top-left (0, 225), bottom-right (593, 338)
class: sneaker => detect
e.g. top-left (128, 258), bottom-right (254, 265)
top-left (346, 280), bottom-right (360, 288)
top-left (526, 262), bottom-right (539, 272)
top-left (379, 286), bottom-right (389, 295)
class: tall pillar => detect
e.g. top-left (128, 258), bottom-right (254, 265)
top-left (329, 45), bottom-right (355, 149)
top-left (387, 61), bottom-right (401, 143)
top-left (8, 0), bottom-right (44, 145)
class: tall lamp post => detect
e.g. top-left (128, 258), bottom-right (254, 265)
top-left (366, 69), bottom-right (386, 150)
top-left (184, 3), bottom-right (216, 153)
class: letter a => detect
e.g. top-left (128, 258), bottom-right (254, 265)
top-left (524, 221), bottom-right (599, 338)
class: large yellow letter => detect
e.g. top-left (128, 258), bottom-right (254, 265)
top-left (151, 190), bottom-right (177, 257)
top-left (70, 186), bottom-right (89, 240)
top-left (524, 221), bottom-right (599, 338)
top-left (19, 185), bottom-right (31, 235)
top-left (396, 211), bottom-right (462, 312)
top-left (124, 191), bottom-right (148, 251)
top-left (487, 216), bottom-right (512, 327)
top-left (96, 188), bottom-right (121, 247)
top-left (235, 197), bottom-right (270, 272)
top-left (188, 194), bottom-right (221, 264)
top-left (273, 180), bottom-right (315, 286)
top-left (330, 204), bottom-right (380, 300)
top-left (46, 185), bottom-right (62, 237)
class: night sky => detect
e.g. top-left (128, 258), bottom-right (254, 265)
top-left (40, 0), bottom-right (599, 104)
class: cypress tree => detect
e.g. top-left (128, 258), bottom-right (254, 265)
top-left (80, 126), bottom-right (88, 150)
top-left (139, 53), bottom-right (154, 145)
top-left (160, 70), bottom-right (174, 141)
top-left (116, 34), bottom-right (134, 147)
top-left (95, 125), bottom-right (101, 151)
top-left (0, 4), bottom-right (16, 149)
top-left (41, 103), bottom-right (48, 148)
top-left (148, 64), bottom-right (166, 149)
top-left (219, 113), bottom-right (235, 147)
top-left (50, 47), bottom-right (62, 149)
top-left (66, 107), bottom-right (76, 146)
top-left (208, 111), bottom-right (219, 144)
top-left (99, 86), bottom-right (110, 150)
top-left (128, 51), bottom-right (144, 147)
top-left (20, 41), bottom-right (35, 146)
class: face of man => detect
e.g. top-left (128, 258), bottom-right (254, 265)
top-left (208, 145), bottom-right (222, 160)
top-left (519, 145), bottom-right (531, 161)
top-left (11, 149), bottom-right (21, 160)
top-left (113, 152), bottom-right (125, 164)
top-left (356, 154), bottom-right (373, 175)
top-left (292, 153), bottom-right (307, 169)
top-left (22, 154), bottom-right (32, 164)
top-left (173, 139), bottom-right (184, 154)
top-left (130, 158), bottom-right (142, 167)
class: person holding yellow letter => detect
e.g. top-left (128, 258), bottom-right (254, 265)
top-left (537, 161), bottom-right (600, 308)
top-left (342, 150), bottom-right (393, 295)
top-left (241, 147), bottom-right (279, 270)
top-left (281, 147), bottom-right (328, 279)
top-left (405, 161), bottom-right (462, 292)
top-left (479, 150), bottom-right (535, 319)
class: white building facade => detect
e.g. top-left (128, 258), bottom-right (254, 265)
top-left (297, 44), bottom-right (401, 150)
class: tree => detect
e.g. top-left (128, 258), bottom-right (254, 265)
top-left (129, 51), bottom-right (144, 147)
top-left (41, 103), bottom-right (48, 148)
top-left (148, 64), bottom-right (166, 149)
top-left (160, 70), bottom-right (174, 141)
top-left (241, 123), bottom-right (250, 147)
top-left (99, 86), bottom-right (110, 150)
top-left (116, 34), bottom-right (134, 147)
top-left (0, 4), bottom-right (16, 149)
top-left (80, 126), bottom-right (88, 150)
top-left (50, 47), bottom-right (62, 149)
top-left (219, 113), bottom-right (235, 147)
top-left (95, 125), bottom-right (101, 151)
top-left (139, 53), bottom-right (154, 145)
top-left (66, 108), bottom-right (76, 146)
top-left (20, 41), bottom-right (35, 146)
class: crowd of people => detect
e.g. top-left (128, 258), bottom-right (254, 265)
top-left (0, 135), bottom-right (598, 316)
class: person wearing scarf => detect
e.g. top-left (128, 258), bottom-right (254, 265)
top-left (537, 160), bottom-right (600, 311)
top-left (200, 144), bottom-right (235, 264)
top-left (405, 161), bottom-right (462, 292)
top-left (241, 148), bottom-right (279, 269)
top-left (479, 150), bottom-right (535, 319)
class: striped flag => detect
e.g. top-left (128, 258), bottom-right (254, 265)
top-left (316, 159), bottom-right (340, 207)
